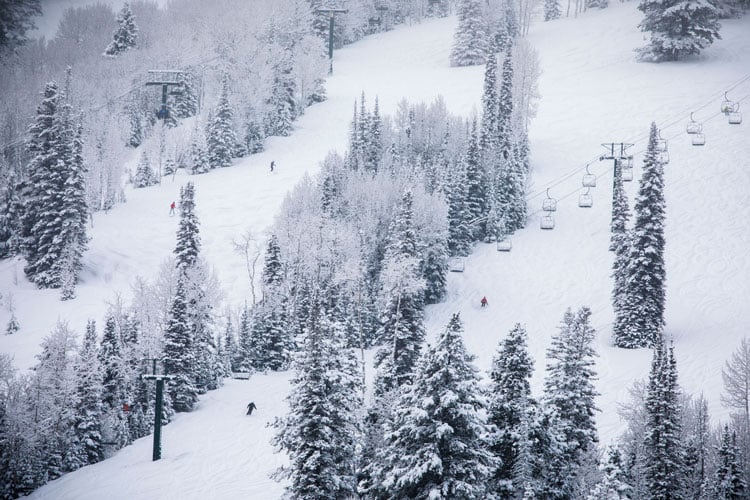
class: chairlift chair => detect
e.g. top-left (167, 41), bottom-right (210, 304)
top-left (692, 133), bottom-right (706, 146)
top-left (621, 156), bottom-right (634, 169)
top-left (686, 112), bottom-right (702, 134)
top-left (728, 103), bottom-right (742, 125)
top-left (655, 130), bottom-right (668, 153)
top-left (721, 92), bottom-right (735, 114)
top-left (542, 188), bottom-right (557, 212)
top-left (448, 257), bottom-right (466, 272)
top-left (578, 187), bottom-right (593, 208)
top-left (540, 214), bottom-right (555, 230)
top-left (658, 150), bottom-right (669, 164)
top-left (496, 238), bottom-right (512, 252)
top-left (582, 164), bottom-right (596, 188)
top-left (621, 167), bottom-right (634, 182)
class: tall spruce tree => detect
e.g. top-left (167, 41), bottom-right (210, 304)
top-left (74, 319), bottom-right (104, 466)
top-left (0, 167), bottom-right (22, 258)
top-left (174, 182), bottom-right (200, 270)
top-left (265, 48), bottom-right (297, 137)
top-left (637, 0), bottom-right (720, 61)
top-left (272, 299), bottom-right (362, 499)
top-left (713, 424), bottom-right (746, 499)
top-left (465, 119), bottom-right (487, 240)
top-left (373, 313), bottom-right (497, 499)
top-left (446, 164), bottom-right (472, 257)
top-left (133, 151), bottom-right (156, 187)
top-left (450, 0), bottom-right (489, 67)
top-left (544, 0), bottom-right (562, 20)
top-left (644, 342), bottom-right (684, 499)
top-left (623, 123), bottom-right (666, 348)
top-left (22, 80), bottom-right (88, 291)
top-left (544, 308), bottom-right (600, 473)
top-left (610, 162), bottom-right (633, 347)
top-left (98, 314), bottom-right (130, 448)
top-left (207, 74), bottom-right (236, 169)
top-left (487, 323), bottom-right (537, 496)
top-left (374, 190), bottom-right (426, 393)
top-left (479, 50), bottom-right (499, 153)
top-left (163, 277), bottom-right (198, 412)
top-left (103, 2), bottom-right (138, 56)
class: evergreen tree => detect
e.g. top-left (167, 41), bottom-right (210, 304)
top-left (465, 119), bottom-right (487, 240)
top-left (23, 81), bottom-right (88, 289)
top-left (446, 165), bottom-right (472, 257)
top-left (6, 310), bottom-right (20, 335)
top-left (544, 0), bottom-right (563, 20)
top-left (243, 116), bottom-right (265, 154)
top-left (207, 74), bottom-right (236, 169)
top-left (0, 167), bottom-right (22, 258)
top-left (713, 424), bottom-right (746, 499)
top-left (98, 314), bottom-right (130, 448)
top-left (374, 190), bottom-right (426, 393)
top-left (174, 70), bottom-right (198, 119)
top-left (272, 299), bottom-right (362, 499)
top-left (133, 151), bottom-right (156, 188)
top-left (587, 446), bottom-right (632, 500)
top-left (265, 49), bottom-right (297, 137)
top-left (262, 234), bottom-right (284, 288)
top-left (103, 2), bottom-right (138, 56)
top-left (374, 314), bottom-right (497, 499)
top-left (127, 98), bottom-right (143, 148)
top-left (419, 234), bottom-right (448, 305)
top-left (480, 50), bottom-right (499, 154)
top-left (74, 319), bottom-right (104, 465)
top-left (450, 0), bottom-right (490, 67)
top-left (637, 0), bottom-right (720, 61)
top-left (488, 323), bottom-right (537, 496)
top-left (623, 123), bottom-right (666, 348)
top-left (544, 308), bottom-right (600, 474)
top-left (163, 277), bottom-right (198, 412)
top-left (174, 182), bottom-right (200, 271)
top-left (188, 124), bottom-right (210, 175)
top-left (610, 161), bottom-right (632, 347)
top-left (365, 97), bottom-right (382, 172)
top-left (644, 342), bottom-right (684, 499)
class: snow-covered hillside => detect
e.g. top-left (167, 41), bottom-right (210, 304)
top-left (4, 2), bottom-right (750, 498)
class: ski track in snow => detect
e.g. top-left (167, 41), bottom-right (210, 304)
top-left (4, 4), bottom-right (750, 498)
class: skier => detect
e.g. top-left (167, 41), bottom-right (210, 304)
top-left (169, 201), bottom-right (176, 216)
top-left (270, 160), bottom-right (275, 172)
top-left (246, 401), bottom-right (257, 416)
top-left (481, 296), bottom-right (488, 308)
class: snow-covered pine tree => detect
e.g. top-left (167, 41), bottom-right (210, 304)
top-left (480, 49), bottom-right (499, 154)
top-left (127, 98), bottom-right (143, 148)
top-left (587, 446), bottom-right (632, 499)
top-left (265, 49), bottom-right (297, 137)
top-left (74, 319), bottom-right (104, 466)
top-left (0, 167), bottom-right (22, 258)
top-left (374, 313), bottom-right (497, 498)
top-left (544, 0), bottom-right (562, 20)
top-left (243, 115), bottom-right (265, 155)
top-left (610, 162), bottom-right (633, 348)
top-left (103, 2), bottom-right (138, 56)
top-left (446, 164), bottom-right (472, 257)
top-left (465, 119), bottom-right (487, 241)
top-left (419, 233), bottom-right (448, 305)
top-left (236, 305), bottom-right (254, 371)
top-left (188, 124), bottom-right (210, 175)
top-left (222, 313), bottom-right (239, 372)
top-left (272, 298), bottom-right (362, 499)
top-left (133, 151), bottom-right (156, 187)
top-left (450, 0), bottom-right (489, 67)
top-left (488, 323), bottom-right (537, 496)
top-left (543, 307), bottom-right (600, 483)
top-left (22, 81), bottom-right (78, 288)
top-left (644, 341), bottom-right (684, 498)
top-left (174, 182), bottom-right (200, 271)
top-left (262, 234), bottom-right (284, 287)
top-left (681, 395), bottom-right (710, 499)
top-left (623, 123), bottom-right (666, 348)
top-left (174, 70), bottom-right (198, 119)
top-left (637, 0), bottom-right (720, 61)
top-left (98, 314), bottom-right (130, 448)
top-left (713, 424), bottom-right (746, 498)
top-left (365, 96), bottom-right (382, 172)
top-left (207, 73), bottom-right (236, 169)
top-left (6, 310), bottom-right (20, 335)
top-left (373, 190), bottom-right (426, 393)
top-left (163, 276), bottom-right (197, 412)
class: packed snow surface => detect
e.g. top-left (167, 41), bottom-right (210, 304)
top-left (2, 2), bottom-right (749, 498)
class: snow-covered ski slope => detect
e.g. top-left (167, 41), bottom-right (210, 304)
top-left (9, 2), bottom-right (750, 498)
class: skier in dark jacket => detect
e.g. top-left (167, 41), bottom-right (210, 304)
top-left (246, 401), bottom-right (257, 416)
top-left (481, 296), bottom-right (488, 308)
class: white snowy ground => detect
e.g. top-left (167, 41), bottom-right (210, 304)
top-left (2, 3), bottom-right (749, 498)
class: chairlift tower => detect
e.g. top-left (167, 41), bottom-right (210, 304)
top-left (145, 70), bottom-right (184, 120)
top-left (600, 142), bottom-right (634, 237)
top-left (141, 358), bottom-right (175, 461)
top-left (317, 7), bottom-right (348, 74)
